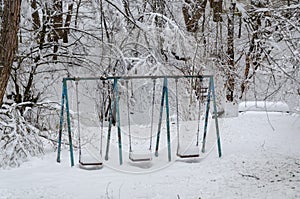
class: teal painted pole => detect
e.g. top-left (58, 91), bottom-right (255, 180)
top-left (57, 80), bottom-right (66, 163)
top-left (64, 80), bottom-right (74, 167)
top-left (155, 79), bottom-right (166, 157)
top-left (114, 79), bottom-right (123, 165)
top-left (164, 78), bottom-right (172, 162)
top-left (105, 105), bottom-right (113, 161)
top-left (196, 77), bottom-right (203, 146)
top-left (201, 78), bottom-right (212, 153)
top-left (210, 77), bottom-right (222, 157)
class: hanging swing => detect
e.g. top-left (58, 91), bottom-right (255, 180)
top-left (175, 78), bottom-right (201, 158)
top-left (126, 79), bottom-right (156, 162)
top-left (76, 80), bottom-right (103, 168)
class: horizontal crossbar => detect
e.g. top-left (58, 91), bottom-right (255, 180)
top-left (62, 75), bottom-right (213, 82)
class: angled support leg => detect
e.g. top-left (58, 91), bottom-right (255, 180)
top-left (57, 78), bottom-right (74, 167)
top-left (64, 80), bottom-right (74, 167)
top-left (105, 105), bottom-right (113, 161)
top-left (155, 79), bottom-right (166, 157)
top-left (114, 78), bottom-right (123, 165)
top-left (164, 78), bottom-right (172, 162)
top-left (210, 77), bottom-right (222, 157)
top-left (57, 80), bottom-right (66, 163)
top-left (202, 78), bottom-right (212, 153)
top-left (155, 78), bottom-right (171, 162)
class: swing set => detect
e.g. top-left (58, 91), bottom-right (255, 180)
top-left (125, 79), bottom-right (155, 162)
top-left (56, 75), bottom-right (222, 167)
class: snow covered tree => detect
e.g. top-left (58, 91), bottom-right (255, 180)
top-left (236, 0), bottom-right (300, 110)
top-left (0, 102), bottom-right (47, 168)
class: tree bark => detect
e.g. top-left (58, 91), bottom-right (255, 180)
top-left (226, 2), bottom-right (236, 102)
top-left (210, 0), bottom-right (223, 22)
top-left (53, 0), bottom-right (63, 38)
top-left (52, 0), bottom-right (63, 60)
top-left (0, 0), bottom-right (22, 107)
top-left (63, 3), bottom-right (74, 43)
top-left (31, 0), bottom-right (40, 30)
top-left (182, 0), bottom-right (207, 32)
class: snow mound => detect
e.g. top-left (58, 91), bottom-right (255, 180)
top-left (239, 101), bottom-right (290, 113)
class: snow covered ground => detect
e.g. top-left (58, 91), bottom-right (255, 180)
top-left (0, 111), bottom-right (299, 199)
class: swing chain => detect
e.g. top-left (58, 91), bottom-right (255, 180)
top-left (175, 78), bottom-right (180, 154)
top-left (149, 78), bottom-right (156, 151)
top-left (75, 80), bottom-right (83, 163)
top-left (125, 80), bottom-right (133, 153)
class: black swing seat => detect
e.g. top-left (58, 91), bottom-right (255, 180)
top-left (177, 145), bottom-right (200, 158)
top-left (79, 161), bottom-right (103, 170)
top-left (129, 151), bottom-right (152, 162)
top-left (177, 153), bottom-right (200, 158)
top-left (78, 147), bottom-right (103, 168)
top-left (79, 161), bottom-right (103, 166)
top-left (79, 146), bottom-right (103, 167)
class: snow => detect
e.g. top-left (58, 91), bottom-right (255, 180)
top-left (0, 112), bottom-right (300, 198)
top-left (239, 101), bottom-right (290, 112)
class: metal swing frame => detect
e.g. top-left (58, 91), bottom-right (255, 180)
top-left (76, 80), bottom-right (103, 167)
top-left (175, 78), bottom-right (201, 158)
top-left (175, 78), bottom-right (211, 158)
top-left (125, 79), bottom-right (156, 162)
top-left (56, 75), bottom-right (222, 167)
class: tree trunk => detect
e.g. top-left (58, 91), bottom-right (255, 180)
top-left (31, 0), bottom-right (40, 30)
top-left (53, 0), bottom-right (63, 38)
top-left (226, 2), bottom-right (236, 102)
top-left (210, 0), bottom-right (223, 22)
top-left (63, 3), bottom-right (74, 43)
top-left (182, 0), bottom-right (207, 32)
top-left (0, 0), bottom-right (22, 107)
top-left (52, 0), bottom-right (63, 60)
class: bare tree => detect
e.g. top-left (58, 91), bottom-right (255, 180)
top-left (0, 0), bottom-right (22, 107)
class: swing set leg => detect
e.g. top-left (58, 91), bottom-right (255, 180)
top-left (114, 78), bottom-right (123, 165)
top-left (155, 78), bottom-right (171, 161)
top-left (201, 77), bottom-right (222, 157)
top-left (210, 77), bottom-right (222, 157)
top-left (202, 79), bottom-right (211, 153)
top-left (155, 85), bottom-right (165, 157)
top-left (164, 78), bottom-right (171, 162)
top-left (57, 79), bottom-right (74, 167)
top-left (105, 107), bottom-right (113, 161)
top-left (56, 83), bottom-right (65, 163)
